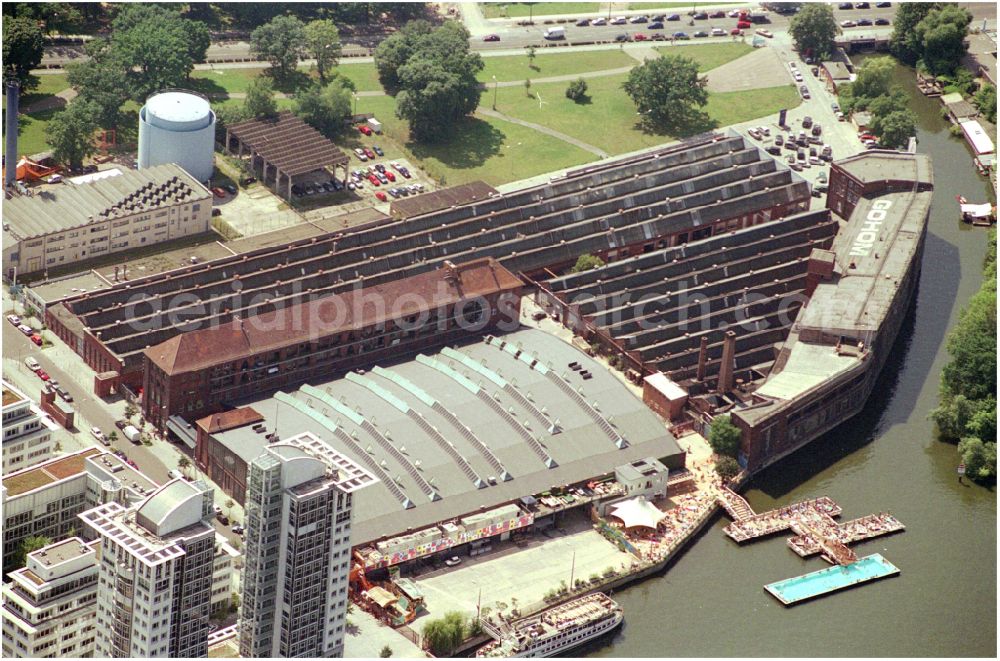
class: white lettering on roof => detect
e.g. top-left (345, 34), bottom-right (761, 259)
top-left (849, 200), bottom-right (892, 257)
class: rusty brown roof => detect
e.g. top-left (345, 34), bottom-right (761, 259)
top-left (3, 447), bottom-right (103, 496)
top-left (196, 407), bottom-right (265, 435)
top-left (228, 110), bottom-right (350, 177)
top-left (145, 258), bottom-right (522, 375)
top-left (389, 181), bottom-right (497, 219)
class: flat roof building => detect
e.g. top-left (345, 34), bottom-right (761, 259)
top-left (1, 538), bottom-right (100, 658)
top-left (198, 328), bottom-right (685, 547)
top-left (2, 164), bottom-right (212, 279)
top-left (80, 479), bottom-right (217, 658)
top-left (2, 381), bottom-right (57, 474)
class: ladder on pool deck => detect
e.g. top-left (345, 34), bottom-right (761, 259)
top-left (716, 487), bottom-right (755, 522)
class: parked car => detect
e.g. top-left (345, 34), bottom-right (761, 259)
top-left (648, 21), bottom-right (664, 29)
top-left (875, 1), bottom-right (891, 7)
top-left (692, 12), bottom-right (708, 20)
top-left (610, 16), bottom-right (627, 24)
top-left (840, 19), bottom-right (857, 27)
top-left (812, 124), bottom-right (823, 136)
top-left (650, 33), bottom-right (666, 40)
top-left (775, 134), bottom-right (784, 146)
top-left (633, 32), bottom-right (647, 41)
top-left (855, 1), bottom-right (870, 8)
top-left (25, 356), bottom-right (40, 371)
top-left (385, 171), bottom-right (396, 182)
top-left (651, 14), bottom-right (666, 22)
top-left (483, 34), bottom-right (500, 41)
top-left (591, 17), bottom-right (606, 25)
top-left (354, 148), bottom-right (368, 161)
top-left (737, 20), bottom-right (752, 29)
top-left (727, 9), bottom-right (742, 17)
top-left (217, 513), bottom-right (230, 525)
top-left (666, 13), bottom-right (680, 21)
top-left (18, 323), bottom-right (32, 336)
top-left (802, 116), bottom-right (813, 128)
top-left (711, 27), bottom-right (727, 36)
top-left (211, 187), bottom-right (226, 198)
top-left (630, 15), bottom-right (647, 23)
top-left (765, 146), bottom-right (782, 155)
top-left (856, 18), bottom-right (872, 26)
top-left (358, 125), bottom-right (373, 136)
top-left (730, 27), bottom-right (743, 36)
top-left (709, 10), bottom-right (725, 18)
top-left (614, 33), bottom-right (629, 42)
top-left (693, 30), bottom-right (708, 38)
top-left (373, 145), bottom-right (384, 156)
top-left (363, 148), bottom-right (376, 159)
top-left (838, 2), bottom-right (853, 8)
top-left (575, 18), bottom-right (590, 26)
top-left (368, 175), bottom-right (380, 186)
top-left (874, 18), bottom-right (890, 25)
top-left (91, 427), bottom-right (105, 443)
top-left (799, 85), bottom-right (811, 99)
top-left (444, 556), bottom-right (462, 567)
top-left (231, 524), bottom-right (245, 535)
top-left (6, 314), bottom-right (20, 326)
top-left (375, 191), bottom-right (387, 201)
top-left (168, 469), bottom-right (184, 480)
top-left (673, 31), bottom-right (690, 40)
top-left (399, 168), bottom-right (412, 179)
top-left (223, 184), bottom-right (237, 195)
top-left (747, 128), bottom-right (762, 140)
top-left (30, 334), bottom-right (42, 346)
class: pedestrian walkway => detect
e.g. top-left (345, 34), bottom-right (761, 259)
top-left (477, 107), bottom-right (609, 157)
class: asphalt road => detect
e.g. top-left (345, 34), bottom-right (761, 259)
top-left (36, 4), bottom-right (998, 67)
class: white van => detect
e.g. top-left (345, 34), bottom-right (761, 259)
top-left (543, 26), bottom-right (566, 39)
top-left (25, 356), bottom-right (40, 371)
top-left (711, 27), bottom-right (727, 36)
top-left (123, 425), bottom-right (142, 444)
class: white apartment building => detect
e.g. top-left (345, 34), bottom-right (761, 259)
top-left (2, 382), bottom-right (56, 473)
top-left (2, 163), bottom-right (211, 278)
top-left (239, 432), bottom-right (376, 658)
top-left (1, 537), bottom-right (100, 658)
top-left (2, 447), bottom-right (159, 573)
top-left (211, 534), bottom-right (240, 614)
top-left (80, 479), bottom-right (217, 658)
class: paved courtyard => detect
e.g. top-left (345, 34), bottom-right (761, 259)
top-left (344, 608), bottom-right (426, 659)
top-left (411, 520), bottom-right (632, 634)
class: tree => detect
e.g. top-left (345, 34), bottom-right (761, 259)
top-left (124, 403), bottom-right (138, 419)
top-left (788, 3), bottom-right (839, 59)
top-left (941, 285), bottom-right (997, 402)
top-left (622, 54), bottom-right (709, 132)
top-left (231, 593), bottom-right (241, 611)
top-left (708, 415), bottom-right (742, 458)
top-left (890, 2), bottom-right (939, 65)
top-left (392, 22), bottom-right (484, 142)
top-left (974, 84), bottom-right (997, 123)
top-left (715, 456), bottom-right (740, 481)
top-left (422, 612), bottom-right (465, 656)
top-left (294, 79), bottom-right (353, 138)
top-left (871, 108), bottom-right (917, 149)
top-left (185, 19), bottom-right (212, 64)
top-left (244, 77), bottom-right (278, 119)
top-left (913, 5), bottom-right (973, 76)
top-left (379, 645), bottom-right (393, 658)
top-left (958, 437), bottom-right (997, 482)
top-left (851, 56), bottom-right (895, 100)
top-left (178, 456), bottom-right (192, 472)
top-left (373, 20), bottom-right (435, 91)
top-left (108, 431), bottom-right (118, 444)
top-left (570, 254), bottom-right (605, 273)
top-left (66, 42), bottom-right (131, 129)
top-left (565, 78), bottom-right (588, 102)
top-left (48, 99), bottom-right (100, 170)
top-left (2, 16), bottom-right (45, 90)
top-left (224, 498), bottom-right (235, 517)
top-left (524, 78), bottom-right (532, 97)
top-left (304, 19), bottom-right (342, 84)
top-left (109, 4), bottom-right (205, 101)
top-left (10, 535), bottom-right (52, 572)
top-left (251, 15), bottom-right (307, 80)
top-left (526, 45), bottom-right (537, 68)
top-left (15, 3), bottom-right (84, 35)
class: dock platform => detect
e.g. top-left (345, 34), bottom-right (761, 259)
top-left (764, 554), bottom-right (900, 606)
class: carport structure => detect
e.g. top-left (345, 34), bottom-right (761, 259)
top-left (224, 110), bottom-right (350, 200)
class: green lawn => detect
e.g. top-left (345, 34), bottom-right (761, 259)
top-left (489, 74), bottom-right (801, 155)
top-left (653, 42), bottom-right (754, 72)
top-left (481, 3), bottom-right (600, 18)
top-left (4, 107), bottom-right (59, 156)
top-left (356, 95), bottom-right (596, 187)
top-left (479, 49), bottom-right (637, 83)
top-left (191, 62), bottom-right (383, 97)
top-left (628, 2), bottom-right (741, 8)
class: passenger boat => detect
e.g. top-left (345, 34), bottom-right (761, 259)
top-left (476, 593), bottom-right (623, 658)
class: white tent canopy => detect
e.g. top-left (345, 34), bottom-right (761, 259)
top-left (609, 497), bottom-right (666, 530)
top-left (961, 203), bottom-right (993, 219)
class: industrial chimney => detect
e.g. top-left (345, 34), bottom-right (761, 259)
top-left (4, 80), bottom-right (20, 188)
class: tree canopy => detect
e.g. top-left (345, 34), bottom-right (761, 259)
top-left (890, 2), bottom-right (940, 65)
top-left (250, 15), bottom-right (307, 80)
top-left (870, 109), bottom-right (917, 149)
top-left (2, 16), bottom-right (45, 90)
top-left (715, 456), bottom-right (741, 481)
top-left (851, 56), bottom-right (895, 100)
top-left (622, 54), bottom-right (709, 132)
top-left (788, 3), bottom-right (839, 59)
top-left (932, 230), bottom-right (997, 483)
top-left (66, 41), bottom-right (131, 129)
top-left (422, 612), bottom-right (466, 657)
top-left (565, 78), bottom-right (588, 102)
top-left (913, 5), bottom-right (973, 76)
top-left (295, 79), bottom-right (354, 138)
top-left (304, 19), bottom-right (342, 84)
top-left (9, 535), bottom-right (53, 573)
top-left (570, 254), bottom-right (605, 273)
top-left (974, 85), bottom-right (997, 124)
top-left (48, 99), bottom-right (100, 170)
top-left (381, 21), bottom-right (484, 143)
top-left (708, 415), bottom-right (742, 458)
top-left (244, 77), bottom-right (278, 119)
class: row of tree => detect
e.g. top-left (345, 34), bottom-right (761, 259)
top-left (931, 230), bottom-right (997, 483)
top-left (890, 3), bottom-right (973, 77)
top-left (837, 56), bottom-right (917, 150)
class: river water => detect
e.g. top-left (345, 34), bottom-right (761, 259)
top-left (590, 58), bottom-right (997, 657)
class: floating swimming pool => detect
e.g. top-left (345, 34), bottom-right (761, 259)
top-left (764, 554), bottom-right (900, 605)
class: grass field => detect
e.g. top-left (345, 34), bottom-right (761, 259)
top-left (338, 62), bottom-right (382, 92)
top-left (481, 3), bottom-right (600, 18)
top-left (357, 95), bottom-right (596, 186)
top-left (479, 49), bottom-right (636, 83)
top-left (191, 62), bottom-right (383, 97)
top-left (628, 2), bottom-right (741, 8)
top-left (490, 74), bottom-right (801, 155)
top-left (654, 42), bottom-right (754, 72)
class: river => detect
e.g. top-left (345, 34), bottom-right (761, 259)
top-left (589, 56), bottom-right (997, 657)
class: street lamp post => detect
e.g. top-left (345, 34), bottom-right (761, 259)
top-left (492, 75), bottom-right (498, 109)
